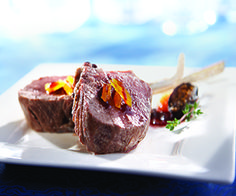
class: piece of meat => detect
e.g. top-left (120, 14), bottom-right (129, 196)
top-left (72, 63), bottom-right (152, 154)
top-left (18, 76), bottom-right (74, 133)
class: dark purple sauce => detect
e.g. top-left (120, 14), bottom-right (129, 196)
top-left (150, 109), bottom-right (174, 127)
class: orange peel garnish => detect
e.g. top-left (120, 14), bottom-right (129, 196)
top-left (101, 78), bottom-right (132, 109)
top-left (113, 91), bottom-right (122, 109)
top-left (101, 83), bottom-right (112, 102)
top-left (45, 76), bottom-right (74, 95)
top-left (110, 78), bottom-right (132, 107)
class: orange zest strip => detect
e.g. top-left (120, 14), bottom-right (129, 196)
top-left (101, 78), bottom-right (132, 109)
top-left (66, 75), bottom-right (74, 86)
top-left (45, 80), bottom-right (65, 94)
top-left (64, 76), bottom-right (74, 95)
top-left (63, 82), bottom-right (74, 95)
top-left (110, 78), bottom-right (132, 107)
top-left (113, 91), bottom-right (122, 109)
top-left (45, 76), bottom-right (74, 95)
top-left (101, 83), bottom-right (112, 102)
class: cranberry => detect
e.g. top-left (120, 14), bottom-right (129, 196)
top-left (150, 109), bottom-right (173, 127)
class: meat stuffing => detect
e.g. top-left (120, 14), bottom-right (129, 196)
top-left (72, 62), bottom-right (152, 154)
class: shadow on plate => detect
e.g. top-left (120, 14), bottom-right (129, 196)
top-left (0, 120), bottom-right (29, 144)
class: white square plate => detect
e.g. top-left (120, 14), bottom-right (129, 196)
top-left (0, 63), bottom-right (235, 184)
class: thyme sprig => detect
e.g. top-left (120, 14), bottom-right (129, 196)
top-left (166, 102), bottom-right (203, 131)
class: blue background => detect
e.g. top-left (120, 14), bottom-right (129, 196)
top-left (1, 17), bottom-right (235, 95)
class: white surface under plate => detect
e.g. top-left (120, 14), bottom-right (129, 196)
top-left (0, 63), bottom-right (235, 184)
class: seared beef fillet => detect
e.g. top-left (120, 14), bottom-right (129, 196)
top-left (18, 76), bottom-right (74, 133)
top-left (72, 63), bottom-right (152, 154)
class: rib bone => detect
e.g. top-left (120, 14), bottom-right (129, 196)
top-left (150, 53), bottom-right (185, 94)
top-left (150, 55), bottom-right (225, 95)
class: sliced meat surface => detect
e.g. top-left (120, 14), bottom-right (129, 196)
top-left (72, 63), bottom-right (152, 154)
top-left (18, 76), bottom-right (74, 133)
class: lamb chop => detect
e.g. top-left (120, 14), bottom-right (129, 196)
top-left (18, 76), bottom-right (74, 133)
top-left (72, 62), bottom-right (152, 154)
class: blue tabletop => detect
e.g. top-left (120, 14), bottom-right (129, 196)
top-left (0, 163), bottom-right (235, 196)
top-left (0, 4), bottom-right (236, 195)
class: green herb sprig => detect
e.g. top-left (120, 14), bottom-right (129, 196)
top-left (166, 102), bottom-right (203, 131)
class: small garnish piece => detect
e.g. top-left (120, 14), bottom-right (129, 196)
top-left (157, 93), bottom-right (171, 112)
top-left (101, 78), bottom-right (132, 109)
top-left (166, 118), bottom-right (180, 131)
top-left (182, 102), bottom-right (203, 122)
top-left (101, 83), bottom-right (112, 102)
top-left (166, 102), bottom-right (203, 131)
top-left (110, 78), bottom-right (132, 107)
top-left (45, 80), bottom-right (65, 94)
top-left (66, 75), bottom-right (74, 86)
top-left (63, 82), bottom-right (73, 95)
top-left (113, 91), bottom-right (122, 109)
top-left (45, 76), bottom-right (74, 95)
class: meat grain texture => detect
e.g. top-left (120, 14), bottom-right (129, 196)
top-left (18, 76), bottom-right (74, 133)
top-left (72, 63), bottom-right (152, 154)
